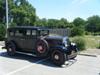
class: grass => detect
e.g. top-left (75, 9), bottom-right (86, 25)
top-left (70, 35), bottom-right (100, 49)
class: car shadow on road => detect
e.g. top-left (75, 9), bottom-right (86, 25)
top-left (0, 51), bottom-right (77, 68)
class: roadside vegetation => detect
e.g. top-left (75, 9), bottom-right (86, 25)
top-left (70, 35), bottom-right (100, 50)
top-left (0, 0), bottom-right (100, 50)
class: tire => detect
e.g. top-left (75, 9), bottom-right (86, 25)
top-left (68, 50), bottom-right (77, 59)
top-left (51, 50), bottom-right (67, 66)
top-left (6, 42), bottom-right (16, 56)
top-left (35, 38), bottom-right (49, 57)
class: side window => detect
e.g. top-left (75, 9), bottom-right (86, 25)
top-left (26, 30), bottom-right (31, 36)
top-left (32, 30), bottom-right (36, 36)
top-left (15, 30), bottom-right (25, 37)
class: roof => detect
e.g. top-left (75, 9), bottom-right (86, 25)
top-left (8, 26), bottom-right (49, 31)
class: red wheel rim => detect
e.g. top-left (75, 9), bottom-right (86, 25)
top-left (37, 45), bottom-right (46, 53)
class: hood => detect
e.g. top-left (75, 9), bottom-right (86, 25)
top-left (45, 35), bottom-right (64, 40)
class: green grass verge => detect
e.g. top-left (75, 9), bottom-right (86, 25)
top-left (70, 35), bottom-right (100, 49)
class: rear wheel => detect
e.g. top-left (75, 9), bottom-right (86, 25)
top-left (51, 50), bottom-right (67, 66)
top-left (7, 42), bottom-right (16, 56)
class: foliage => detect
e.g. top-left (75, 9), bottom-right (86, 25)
top-left (9, 0), bottom-right (36, 26)
top-left (73, 17), bottom-right (85, 27)
top-left (70, 35), bottom-right (100, 49)
top-left (0, 23), bottom-right (6, 40)
top-left (72, 37), bottom-right (86, 51)
top-left (97, 42), bottom-right (100, 49)
top-left (70, 27), bottom-right (85, 36)
top-left (0, 0), bottom-right (36, 40)
top-left (85, 15), bottom-right (100, 33)
top-left (0, 0), bottom-right (100, 41)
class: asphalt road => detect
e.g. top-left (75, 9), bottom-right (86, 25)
top-left (0, 47), bottom-right (100, 75)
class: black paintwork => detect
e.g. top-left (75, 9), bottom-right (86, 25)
top-left (5, 26), bottom-right (78, 57)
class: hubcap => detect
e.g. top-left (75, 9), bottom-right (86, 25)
top-left (9, 48), bottom-right (12, 52)
top-left (54, 54), bottom-right (59, 60)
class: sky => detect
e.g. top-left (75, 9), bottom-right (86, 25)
top-left (28, 0), bottom-right (100, 22)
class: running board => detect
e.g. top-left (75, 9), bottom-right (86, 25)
top-left (16, 51), bottom-right (37, 57)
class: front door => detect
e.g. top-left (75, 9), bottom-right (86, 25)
top-left (23, 30), bottom-right (37, 52)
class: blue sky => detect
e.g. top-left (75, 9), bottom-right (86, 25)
top-left (28, 0), bottom-right (100, 22)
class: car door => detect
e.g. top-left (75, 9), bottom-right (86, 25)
top-left (23, 29), bottom-right (37, 52)
top-left (14, 29), bottom-right (26, 50)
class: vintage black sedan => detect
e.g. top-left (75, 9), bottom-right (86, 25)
top-left (4, 26), bottom-right (78, 66)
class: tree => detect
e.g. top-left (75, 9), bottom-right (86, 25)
top-left (86, 15), bottom-right (100, 33)
top-left (57, 18), bottom-right (68, 28)
top-left (71, 27), bottom-right (85, 36)
top-left (47, 19), bottom-right (58, 28)
top-left (0, 0), bottom-right (36, 40)
top-left (35, 18), bottom-right (48, 27)
top-left (0, 23), bottom-right (6, 40)
top-left (0, 0), bottom-right (5, 23)
top-left (10, 0), bottom-right (36, 26)
top-left (73, 17), bottom-right (85, 27)
top-left (71, 17), bottom-right (86, 36)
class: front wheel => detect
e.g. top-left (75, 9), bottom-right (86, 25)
top-left (51, 50), bottom-right (67, 66)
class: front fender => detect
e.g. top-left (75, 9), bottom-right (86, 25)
top-left (50, 46), bottom-right (68, 53)
top-left (70, 44), bottom-right (78, 52)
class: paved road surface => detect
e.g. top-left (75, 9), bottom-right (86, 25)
top-left (0, 47), bottom-right (100, 75)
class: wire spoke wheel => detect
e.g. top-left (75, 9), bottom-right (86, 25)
top-left (35, 39), bottom-right (49, 57)
top-left (51, 50), bottom-right (66, 66)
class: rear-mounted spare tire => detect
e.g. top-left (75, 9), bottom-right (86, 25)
top-left (35, 38), bottom-right (49, 57)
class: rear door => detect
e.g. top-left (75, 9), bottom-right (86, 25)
top-left (14, 29), bottom-right (26, 50)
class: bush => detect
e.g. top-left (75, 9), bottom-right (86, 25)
top-left (97, 42), bottom-right (100, 49)
top-left (72, 37), bottom-right (86, 51)
top-left (71, 27), bottom-right (85, 37)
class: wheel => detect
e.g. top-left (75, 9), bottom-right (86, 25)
top-left (68, 50), bottom-right (77, 59)
top-left (6, 42), bottom-right (16, 56)
top-left (51, 50), bottom-right (67, 66)
top-left (35, 38), bottom-right (49, 57)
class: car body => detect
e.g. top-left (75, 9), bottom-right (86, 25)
top-left (4, 26), bottom-right (78, 66)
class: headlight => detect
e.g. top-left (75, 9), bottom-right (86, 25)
top-left (63, 37), bottom-right (68, 47)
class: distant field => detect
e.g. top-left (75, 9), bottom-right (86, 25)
top-left (70, 35), bottom-right (100, 49)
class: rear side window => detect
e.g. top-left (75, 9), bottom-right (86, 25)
top-left (15, 29), bottom-right (26, 37)
top-left (15, 30), bottom-right (23, 36)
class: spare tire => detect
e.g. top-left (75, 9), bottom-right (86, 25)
top-left (35, 38), bottom-right (49, 57)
